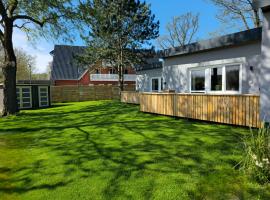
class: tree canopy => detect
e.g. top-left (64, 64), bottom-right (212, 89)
top-left (78, 0), bottom-right (159, 90)
top-left (0, 0), bottom-right (83, 115)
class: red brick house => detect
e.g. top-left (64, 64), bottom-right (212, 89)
top-left (50, 45), bottom-right (136, 86)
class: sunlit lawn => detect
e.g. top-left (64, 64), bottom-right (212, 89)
top-left (0, 100), bottom-right (269, 200)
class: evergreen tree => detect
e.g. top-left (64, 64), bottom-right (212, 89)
top-left (79, 0), bottom-right (159, 91)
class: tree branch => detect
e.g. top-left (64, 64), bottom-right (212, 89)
top-left (7, 0), bottom-right (18, 16)
top-left (13, 21), bottom-right (31, 29)
top-left (0, 0), bottom-right (7, 20)
top-left (12, 15), bottom-right (45, 27)
top-left (0, 28), bottom-right (4, 47)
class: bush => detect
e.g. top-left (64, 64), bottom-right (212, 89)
top-left (242, 125), bottom-right (270, 184)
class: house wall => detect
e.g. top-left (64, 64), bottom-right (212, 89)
top-left (54, 71), bottom-right (90, 86)
top-left (136, 68), bottom-right (162, 92)
top-left (259, 10), bottom-right (270, 122)
top-left (55, 67), bottom-right (136, 86)
top-left (163, 41), bottom-right (261, 94)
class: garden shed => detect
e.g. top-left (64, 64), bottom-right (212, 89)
top-left (16, 80), bottom-right (51, 110)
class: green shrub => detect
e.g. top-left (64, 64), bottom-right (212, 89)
top-left (242, 125), bottom-right (270, 184)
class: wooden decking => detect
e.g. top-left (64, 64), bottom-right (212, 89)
top-left (121, 91), bottom-right (262, 128)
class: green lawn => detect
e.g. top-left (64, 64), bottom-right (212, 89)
top-left (0, 101), bottom-right (269, 200)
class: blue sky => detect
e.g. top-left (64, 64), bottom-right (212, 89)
top-left (13, 0), bottom-right (224, 73)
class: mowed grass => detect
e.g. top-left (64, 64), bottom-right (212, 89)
top-left (0, 100), bottom-right (269, 200)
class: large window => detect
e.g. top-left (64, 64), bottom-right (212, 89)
top-left (226, 65), bottom-right (240, 91)
top-left (211, 67), bottom-right (222, 91)
top-left (191, 69), bottom-right (205, 92)
top-left (189, 64), bottom-right (241, 93)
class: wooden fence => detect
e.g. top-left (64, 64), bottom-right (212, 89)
top-left (122, 92), bottom-right (262, 128)
top-left (121, 91), bottom-right (140, 104)
top-left (52, 85), bottom-right (135, 103)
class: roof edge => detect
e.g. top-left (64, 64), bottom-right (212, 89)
top-left (162, 27), bottom-right (262, 58)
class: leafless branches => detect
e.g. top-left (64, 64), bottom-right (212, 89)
top-left (208, 0), bottom-right (261, 30)
top-left (157, 12), bottom-right (199, 50)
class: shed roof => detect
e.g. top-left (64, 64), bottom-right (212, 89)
top-left (162, 28), bottom-right (262, 58)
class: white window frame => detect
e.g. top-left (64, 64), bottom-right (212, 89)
top-left (17, 86), bottom-right (32, 109)
top-left (189, 62), bottom-right (243, 94)
top-left (150, 77), bottom-right (163, 92)
top-left (38, 86), bottom-right (49, 107)
top-left (189, 67), bottom-right (206, 93)
top-left (209, 65), bottom-right (224, 92)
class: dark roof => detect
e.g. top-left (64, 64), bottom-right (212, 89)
top-left (17, 80), bottom-right (52, 85)
top-left (135, 57), bottom-right (163, 71)
top-left (51, 45), bottom-right (88, 80)
top-left (253, 0), bottom-right (270, 11)
top-left (162, 28), bottom-right (262, 58)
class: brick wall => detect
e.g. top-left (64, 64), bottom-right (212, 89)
top-left (51, 85), bottom-right (135, 103)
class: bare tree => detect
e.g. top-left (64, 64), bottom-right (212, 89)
top-left (157, 12), bottom-right (199, 49)
top-left (0, 48), bottom-right (36, 82)
top-left (208, 0), bottom-right (261, 31)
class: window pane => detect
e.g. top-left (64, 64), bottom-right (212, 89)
top-left (41, 102), bottom-right (48, 106)
top-left (191, 70), bottom-right (205, 91)
top-left (211, 67), bottom-right (222, 91)
top-left (22, 88), bottom-right (30, 93)
top-left (40, 88), bottom-right (47, 93)
top-left (152, 78), bottom-right (159, 91)
top-left (41, 97), bottom-right (48, 102)
top-left (161, 78), bottom-right (163, 91)
top-left (226, 65), bottom-right (240, 91)
top-left (22, 93), bottom-right (30, 98)
top-left (40, 92), bottom-right (48, 97)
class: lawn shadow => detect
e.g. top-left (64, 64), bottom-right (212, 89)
top-left (0, 100), bottom-right (268, 199)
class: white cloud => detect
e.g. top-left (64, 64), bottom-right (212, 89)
top-left (13, 30), bottom-right (54, 73)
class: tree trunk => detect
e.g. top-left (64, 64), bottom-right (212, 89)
top-left (2, 63), bottom-right (17, 116)
top-left (118, 64), bottom-right (124, 92)
top-left (2, 21), bottom-right (18, 116)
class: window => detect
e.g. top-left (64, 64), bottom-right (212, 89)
top-left (151, 77), bottom-right (163, 92)
top-left (152, 78), bottom-right (159, 91)
top-left (16, 86), bottom-right (32, 109)
top-left (124, 69), bottom-right (128, 74)
top-left (109, 68), bottom-right (117, 74)
top-left (39, 87), bottom-right (49, 107)
top-left (189, 64), bottom-right (241, 93)
top-left (95, 69), bottom-right (100, 74)
top-left (226, 65), bottom-right (240, 91)
top-left (191, 69), bottom-right (205, 92)
top-left (211, 67), bottom-right (222, 91)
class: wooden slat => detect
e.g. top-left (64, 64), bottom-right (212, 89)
top-left (123, 93), bottom-right (262, 128)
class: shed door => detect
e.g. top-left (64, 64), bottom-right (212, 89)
top-left (16, 86), bottom-right (32, 109)
top-left (38, 86), bottom-right (49, 107)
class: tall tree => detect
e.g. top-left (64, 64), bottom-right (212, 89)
top-left (0, 0), bottom-right (81, 116)
top-left (208, 0), bottom-right (261, 31)
top-left (157, 12), bottom-right (199, 50)
top-left (79, 0), bottom-right (159, 91)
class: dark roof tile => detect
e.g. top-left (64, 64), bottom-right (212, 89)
top-left (51, 45), bottom-right (88, 80)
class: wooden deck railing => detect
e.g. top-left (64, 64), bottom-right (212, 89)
top-left (122, 92), bottom-right (262, 128)
top-left (121, 91), bottom-right (140, 104)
